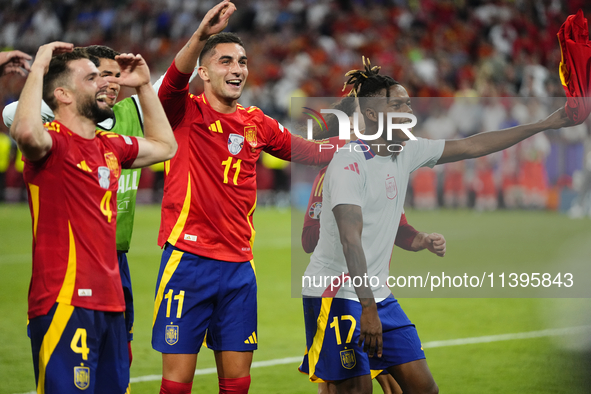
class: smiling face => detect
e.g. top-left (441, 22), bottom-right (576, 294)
top-left (362, 84), bottom-right (413, 143)
top-left (96, 58), bottom-right (121, 108)
top-left (199, 43), bottom-right (248, 104)
top-left (67, 58), bottom-right (113, 123)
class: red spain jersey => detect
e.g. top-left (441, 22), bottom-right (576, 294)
top-left (158, 60), bottom-right (338, 262)
top-left (24, 121), bottom-right (139, 319)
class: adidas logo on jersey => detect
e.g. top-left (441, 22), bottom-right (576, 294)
top-left (209, 120), bottom-right (223, 133)
top-left (344, 163), bottom-right (360, 174)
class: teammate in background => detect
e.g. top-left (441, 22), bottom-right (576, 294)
top-left (4, 45), bottom-right (146, 367)
top-left (301, 96), bottom-right (445, 394)
top-left (300, 60), bottom-right (573, 394)
top-left (153, 2), bottom-right (341, 393)
top-left (0, 49), bottom-right (31, 77)
top-left (10, 41), bottom-right (176, 393)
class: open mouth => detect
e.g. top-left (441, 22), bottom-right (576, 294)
top-left (226, 79), bottom-right (242, 88)
top-left (96, 92), bottom-right (107, 103)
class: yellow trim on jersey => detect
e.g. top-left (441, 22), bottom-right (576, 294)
top-left (247, 106), bottom-right (259, 113)
top-left (56, 222), bottom-right (77, 304)
top-left (247, 197), bottom-right (257, 248)
top-left (37, 303), bottom-right (74, 394)
top-left (164, 160), bottom-right (171, 176)
top-left (558, 40), bottom-right (568, 87)
top-left (307, 297), bottom-right (333, 382)
top-left (29, 184), bottom-right (40, 241)
top-left (167, 173), bottom-right (192, 246)
top-left (370, 369), bottom-right (383, 380)
top-left (152, 249), bottom-right (184, 327)
top-left (314, 173), bottom-right (325, 197)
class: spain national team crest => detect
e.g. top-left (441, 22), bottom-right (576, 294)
top-left (308, 202), bottom-right (322, 219)
top-left (385, 176), bottom-right (398, 199)
top-left (228, 134), bottom-right (245, 155)
top-left (244, 126), bottom-right (258, 148)
top-left (340, 349), bottom-right (356, 369)
top-left (165, 325), bottom-right (179, 345)
top-left (97, 166), bottom-right (110, 189)
top-left (104, 151), bottom-right (120, 178)
top-left (74, 365), bottom-right (90, 390)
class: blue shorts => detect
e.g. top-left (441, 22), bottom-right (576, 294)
top-left (29, 303), bottom-right (129, 393)
top-left (299, 295), bottom-right (425, 382)
top-left (118, 251), bottom-right (134, 342)
top-left (152, 243), bottom-right (258, 353)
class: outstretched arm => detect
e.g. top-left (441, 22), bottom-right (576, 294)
top-left (334, 204), bottom-right (383, 358)
top-left (106, 54), bottom-right (177, 168)
top-left (10, 42), bottom-right (73, 162)
top-left (438, 107), bottom-right (572, 164)
top-left (175, 0), bottom-right (236, 73)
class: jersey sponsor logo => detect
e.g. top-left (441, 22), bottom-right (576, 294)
top-left (340, 349), bottom-right (356, 369)
top-left (209, 120), bottom-right (223, 133)
top-left (98, 166), bottom-right (110, 189)
top-left (343, 162), bottom-right (360, 174)
top-left (104, 152), bottom-right (120, 178)
top-left (184, 234), bottom-right (197, 242)
top-left (228, 134), bottom-right (245, 155)
top-left (244, 126), bottom-right (258, 147)
top-left (386, 176), bottom-right (398, 199)
top-left (78, 289), bottom-right (92, 297)
top-left (165, 325), bottom-right (179, 345)
top-left (74, 365), bottom-right (90, 390)
top-left (123, 135), bottom-right (133, 145)
top-left (308, 202), bottom-right (322, 219)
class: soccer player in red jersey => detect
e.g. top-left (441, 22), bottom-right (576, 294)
top-left (10, 41), bottom-right (176, 393)
top-left (152, 2), bottom-right (339, 393)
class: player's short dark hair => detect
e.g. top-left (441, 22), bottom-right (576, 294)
top-left (43, 48), bottom-right (94, 111)
top-left (85, 45), bottom-right (120, 61)
top-left (199, 32), bottom-right (245, 65)
top-left (343, 57), bottom-right (400, 99)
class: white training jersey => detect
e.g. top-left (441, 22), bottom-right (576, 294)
top-left (302, 138), bottom-right (445, 300)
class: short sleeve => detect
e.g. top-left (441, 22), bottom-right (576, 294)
top-left (402, 137), bottom-right (445, 173)
top-left (104, 134), bottom-right (139, 169)
top-left (325, 150), bottom-right (365, 210)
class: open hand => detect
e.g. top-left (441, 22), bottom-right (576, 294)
top-left (196, 0), bottom-right (236, 41)
top-left (106, 53), bottom-right (150, 88)
top-left (31, 42), bottom-right (74, 74)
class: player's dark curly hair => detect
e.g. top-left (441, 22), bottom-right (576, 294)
top-left (199, 32), bottom-right (245, 65)
top-left (86, 45), bottom-right (120, 62)
top-left (343, 56), bottom-right (400, 98)
top-left (43, 48), bottom-right (93, 111)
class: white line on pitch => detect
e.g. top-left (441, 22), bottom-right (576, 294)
top-left (14, 325), bottom-right (591, 392)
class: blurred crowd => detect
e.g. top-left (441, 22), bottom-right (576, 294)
top-left (1, 0), bottom-right (590, 213)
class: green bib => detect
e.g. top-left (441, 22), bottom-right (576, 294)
top-left (98, 97), bottom-right (143, 252)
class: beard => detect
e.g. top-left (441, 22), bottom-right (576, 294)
top-left (77, 93), bottom-right (114, 124)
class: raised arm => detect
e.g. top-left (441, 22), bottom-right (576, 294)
top-left (0, 49), bottom-right (31, 78)
top-left (106, 54), bottom-right (177, 168)
top-left (10, 42), bottom-right (73, 161)
top-left (333, 204), bottom-right (383, 358)
top-left (437, 107), bottom-right (572, 164)
top-left (175, 0), bottom-right (236, 73)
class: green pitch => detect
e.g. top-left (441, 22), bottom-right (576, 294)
top-left (1, 204), bottom-right (590, 393)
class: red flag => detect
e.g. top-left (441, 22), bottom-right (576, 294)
top-left (557, 9), bottom-right (591, 125)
